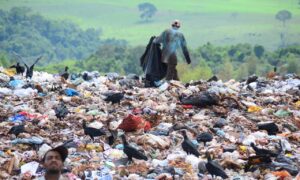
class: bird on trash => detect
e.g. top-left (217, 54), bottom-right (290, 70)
top-left (54, 101), bottom-right (69, 120)
top-left (181, 130), bottom-right (200, 157)
top-left (82, 120), bottom-right (106, 141)
top-left (82, 72), bottom-right (92, 81)
top-left (104, 92), bottom-right (124, 104)
top-left (250, 142), bottom-right (279, 157)
top-left (257, 122), bottom-right (279, 135)
top-left (24, 56), bottom-right (43, 79)
top-left (12, 52), bottom-right (42, 78)
top-left (107, 129), bottom-right (118, 146)
top-left (196, 132), bottom-right (213, 146)
top-left (8, 124), bottom-right (25, 137)
top-left (246, 75), bottom-right (258, 85)
top-left (205, 151), bottom-right (229, 179)
top-left (10, 62), bottom-right (25, 75)
top-left (244, 155), bottom-right (272, 172)
top-left (275, 140), bottom-right (295, 165)
top-left (120, 134), bottom-right (148, 164)
top-left (60, 66), bottom-right (69, 80)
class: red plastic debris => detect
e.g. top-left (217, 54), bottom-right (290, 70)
top-left (118, 114), bottom-right (151, 132)
top-left (19, 111), bottom-right (48, 120)
top-left (182, 105), bottom-right (193, 109)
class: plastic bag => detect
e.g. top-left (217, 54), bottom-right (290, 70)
top-left (11, 136), bottom-right (44, 145)
top-left (9, 79), bottom-right (25, 89)
top-left (84, 167), bottom-right (113, 180)
top-left (64, 88), bottom-right (79, 96)
top-left (9, 114), bottom-right (28, 122)
top-left (118, 114), bottom-right (151, 132)
top-left (274, 109), bottom-right (291, 118)
top-left (13, 88), bottom-right (37, 97)
top-left (0, 87), bottom-right (12, 95)
top-left (248, 106), bottom-right (262, 113)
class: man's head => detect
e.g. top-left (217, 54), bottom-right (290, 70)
top-left (171, 19), bottom-right (181, 29)
top-left (42, 146), bottom-right (68, 174)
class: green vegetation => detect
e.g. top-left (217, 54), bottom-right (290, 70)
top-left (1, 0), bottom-right (299, 49)
top-left (2, 38), bottom-right (300, 82)
top-left (0, 1), bottom-right (299, 82)
top-left (0, 7), bottom-right (102, 64)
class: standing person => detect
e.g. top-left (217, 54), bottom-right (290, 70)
top-left (154, 19), bottom-right (191, 81)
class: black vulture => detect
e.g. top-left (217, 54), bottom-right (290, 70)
top-left (257, 122), bottom-right (279, 135)
top-left (196, 132), bottom-right (213, 146)
top-left (8, 124), bottom-right (25, 137)
top-left (60, 66), bottom-right (69, 80)
top-left (121, 134), bottom-right (148, 164)
top-left (244, 155), bottom-right (272, 172)
top-left (250, 143), bottom-right (279, 157)
top-left (107, 130), bottom-right (118, 146)
top-left (104, 92), bottom-right (124, 104)
top-left (10, 62), bottom-right (25, 75)
top-left (24, 56), bottom-right (43, 79)
top-left (181, 130), bottom-right (200, 157)
top-left (82, 120), bottom-right (106, 141)
top-left (54, 102), bottom-right (69, 120)
top-left (205, 151), bottom-right (228, 179)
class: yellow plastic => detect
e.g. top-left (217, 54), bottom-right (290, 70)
top-left (248, 106), bottom-right (262, 112)
top-left (3, 68), bottom-right (16, 76)
top-left (239, 145), bottom-right (247, 152)
top-left (295, 101), bottom-right (300, 108)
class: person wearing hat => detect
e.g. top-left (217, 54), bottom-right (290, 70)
top-left (38, 146), bottom-right (68, 180)
top-left (154, 19), bottom-right (191, 81)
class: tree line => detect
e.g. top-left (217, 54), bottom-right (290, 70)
top-left (0, 7), bottom-right (103, 64)
top-left (0, 7), bottom-right (299, 82)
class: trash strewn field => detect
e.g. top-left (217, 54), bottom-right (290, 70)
top-left (0, 67), bottom-right (300, 179)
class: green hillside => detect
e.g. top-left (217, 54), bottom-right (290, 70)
top-left (1, 0), bottom-right (300, 50)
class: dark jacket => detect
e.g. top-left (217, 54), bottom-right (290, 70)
top-left (140, 36), bottom-right (167, 81)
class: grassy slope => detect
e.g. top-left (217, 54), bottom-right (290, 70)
top-left (1, 0), bottom-right (300, 50)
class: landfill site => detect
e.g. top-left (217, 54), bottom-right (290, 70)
top-left (0, 67), bottom-right (300, 180)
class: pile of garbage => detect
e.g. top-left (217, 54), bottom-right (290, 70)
top-left (0, 67), bottom-right (300, 179)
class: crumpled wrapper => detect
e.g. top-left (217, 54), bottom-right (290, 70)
top-left (136, 134), bottom-right (171, 150)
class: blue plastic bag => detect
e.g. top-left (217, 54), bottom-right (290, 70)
top-left (9, 80), bottom-right (24, 89)
top-left (9, 114), bottom-right (27, 122)
top-left (64, 88), bottom-right (79, 96)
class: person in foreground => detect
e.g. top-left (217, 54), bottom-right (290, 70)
top-left (38, 146), bottom-right (68, 180)
top-left (155, 19), bottom-right (191, 81)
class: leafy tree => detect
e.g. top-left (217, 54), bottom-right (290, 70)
top-left (0, 8), bottom-right (102, 63)
top-left (254, 45), bottom-right (265, 59)
top-left (8, 7), bottom-right (31, 24)
top-left (178, 60), bottom-right (213, 82)
top-left (286, 56), bottom-right (299, 74)
top-left (275, 10), bottom-right (292, 48)
top-left (275, 10), bottom-right (292, 27)
top-left (228, 43), bottom-right (252, 62)
top-left (217, 58), bottom-right (234, 81)
top-left (0, 53), bottom-right (9, 67)
top-left (235, 63), bottom-right (248, 80)
top-left (138, 2), bottom-right (157, 22)
top-left (124, 46), bottom-right (144, 74)
top-left (245, 55), bottom-right (258, 75)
